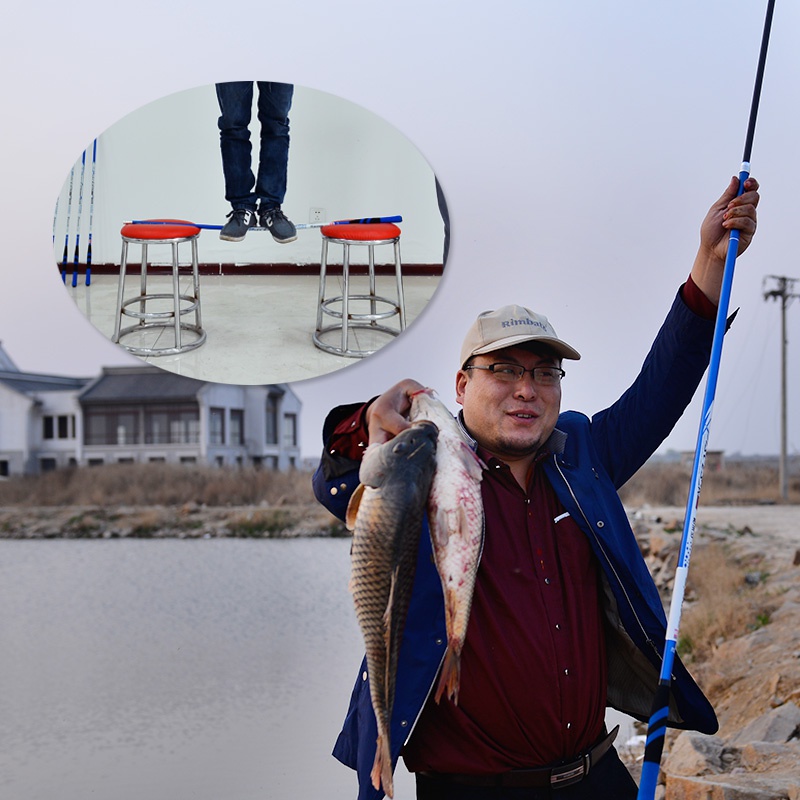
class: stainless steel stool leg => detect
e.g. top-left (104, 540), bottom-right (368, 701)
top-left (394, 239), bottom-right (406, 330)
top-left (171, 241), bottom-right (182, 351)
top-left (341, 242), bottom-right (350, 354)
top-left (316, 238), bottom-right (329, 333)
top-left (368, 243), bottom-right (377, 324)
top-left (139, 243), bottom-right (149, 325)
top-left (113, 240), bottom-right (128, 343)
top-left (191, 237), bottom-right (202, 330)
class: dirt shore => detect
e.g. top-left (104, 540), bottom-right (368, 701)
top-left (624, 504), bottom-right (800, 799)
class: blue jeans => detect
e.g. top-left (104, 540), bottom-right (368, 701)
top-left (215, 81), bottom-right (293, 211)
top-left (415, 748), bottom-right (638, 800)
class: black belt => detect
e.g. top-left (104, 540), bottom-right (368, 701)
top-left (418, 725), bottom-right (619, 790)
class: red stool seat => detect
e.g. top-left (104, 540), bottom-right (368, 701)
top-left (121, 219), bottom-right (201, 239)
top-left (320, 223), bottom-right (400, 241)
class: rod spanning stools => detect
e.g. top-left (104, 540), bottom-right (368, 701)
top-left (113, 219), bottom-right (206, 356)
top-left (313, 222), bottom-right (405, 358)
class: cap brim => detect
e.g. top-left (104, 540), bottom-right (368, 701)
top-left (471, 334), bottom-right (581, 361)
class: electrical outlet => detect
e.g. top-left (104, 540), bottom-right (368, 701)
top-left (309, 207), bottom-right (325, 224)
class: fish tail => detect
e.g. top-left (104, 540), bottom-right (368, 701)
top-left (371, 733), bottom-right (395, 797)
top-left (434, 646), bottom-right (462, 705)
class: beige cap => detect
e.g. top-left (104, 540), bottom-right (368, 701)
top-left (460, 304), bottom-right (581, 366)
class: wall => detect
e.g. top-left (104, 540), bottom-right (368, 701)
top-left (52, 83), bottom-right (446, 269)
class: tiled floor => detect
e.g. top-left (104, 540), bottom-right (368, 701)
top-left (65, 271), bottom-right (442, 385)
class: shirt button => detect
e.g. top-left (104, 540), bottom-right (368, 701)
top-left (400, 720), bottom-right (409, 728)
top-left (544, 578), bottom-right (551, 585)
top-left (330, 487), bottom-right (338, 495)
top-left (362, 671), bottom-right (368, 681)
top-left (564, 668), bottom-right (570, 675)
top-left (597, 520), bottom-right (605, 528)
top-left (567, 722), bottom-right (572, 729)
top-left (435, 638), bottom-right (444, 646)
top-left (555, 624), bottom-right (561, 630)
top-left (340, 483), bottom-right (348, 490)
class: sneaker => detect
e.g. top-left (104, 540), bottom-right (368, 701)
top-left (259, 205), bottom-right (297, 243)
top-left (219, 208), bottom-right (257, 242)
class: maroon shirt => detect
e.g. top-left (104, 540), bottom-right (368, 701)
top-left (402, 451), bottom-right (607, 772)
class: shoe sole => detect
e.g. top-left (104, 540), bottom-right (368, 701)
top-left (271, 234), bottom-right (297, 244)
top-left (219, 233), bottom-right (247, 242)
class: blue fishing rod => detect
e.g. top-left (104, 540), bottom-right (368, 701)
top-left (637, 2), bottom-right (775, 798)
top-left (122, 214), bottom-right (403, 231)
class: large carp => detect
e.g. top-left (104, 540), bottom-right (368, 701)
top-left (409, 388), bottom-right (485, 705)
top-left (346, 419), bottom-right (439, 798)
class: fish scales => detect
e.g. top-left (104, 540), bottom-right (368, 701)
top-left (347, 420), bottom-right (439, 798)
top-left (409, 388), bottom-right (485, 705)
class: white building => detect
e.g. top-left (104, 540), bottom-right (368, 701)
top-left (0, 343), bottom-right (301, 475)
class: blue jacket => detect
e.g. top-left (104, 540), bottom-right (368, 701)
top-left (313, 293), bottom-right (721, 800)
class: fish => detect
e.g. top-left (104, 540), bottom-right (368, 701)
top-left (409, 387), bottom-right (485, 705)
top-left (346, 419), bottom-right (439, 798)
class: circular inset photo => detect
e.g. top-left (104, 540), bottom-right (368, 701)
top-left (53, 81), bottom-right (448, 384)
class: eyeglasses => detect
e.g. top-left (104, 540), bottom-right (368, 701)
top-left (464, 362), bottom-right (565, 386)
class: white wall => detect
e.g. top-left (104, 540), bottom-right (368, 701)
top-left (52, 83), bottom-right (446, 268)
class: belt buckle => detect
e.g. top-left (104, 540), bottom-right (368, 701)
top-left (549, 754), bottom-right (589, 789)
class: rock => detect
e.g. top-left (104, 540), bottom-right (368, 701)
top-left (665, 773), bottom-right (798, 799)
top-left (663, 731), bottom-right (725, 776)
top-left (738, 740), bottom-right (800, 772)
top-left (728, 702), bottom-right (800, 746)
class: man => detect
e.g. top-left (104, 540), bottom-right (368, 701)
top-left (313, 177), bottom-right (759, 799)
top-left (215, 81), bottom-right (297, 244)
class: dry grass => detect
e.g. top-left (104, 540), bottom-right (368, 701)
top-left (619, 460), bottom-right (800, 507)
top-left (676, 543), bottom-right (774, 663)
top-left (0, 463), bottom-right (318, 507)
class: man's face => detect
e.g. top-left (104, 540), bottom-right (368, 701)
top-left (455, 345), bottom-right (562, 462)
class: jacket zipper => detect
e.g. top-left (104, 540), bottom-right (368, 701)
top-left (552, 455), bottom-right (662, 663)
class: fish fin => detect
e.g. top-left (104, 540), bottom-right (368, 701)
top-left (345, 483), bottom-right (365, 530)
top-left (459, 440), bottom-right (486, 478)
top-left (431, 506), bottom-right (449, 547)
top-left (371, 734), bottom-right (394, 797)
top-left (434, 646), bottom-right (461, 706)
top-left (383, 567), bottom-right (399, 698)
top-left (456, 505), bottom-right (470, 538)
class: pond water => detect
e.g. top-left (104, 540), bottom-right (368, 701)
top-left (0, 538), bottom-right (633, 800)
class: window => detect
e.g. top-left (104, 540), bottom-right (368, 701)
top-left (46, 415), bottom-right (76, 440)
top-left (40, 458), bottom-right (57, 472)
top-left (230, 409), bottom-right (244, 445)
top-left (57, 415), bottom-right (72, 439)
top-left (0, 460), bottom-right (9, 477)
top-left (283, 413), bottom-right (298, 447)
top-left (180, 456), bottom-right (197, 464)
top-left (143, 405), bottom-right (200, 444)
top-left (209, 408), bottom-right (225, 445)
top-left (84, 407), bottom-right (140, 445)
top-left (266, 396), bottom-right (278, 444)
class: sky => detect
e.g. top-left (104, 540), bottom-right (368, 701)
top-left (1, 0), bottom-right (798, 461)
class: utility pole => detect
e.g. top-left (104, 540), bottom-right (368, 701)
top-left (762, 275), bottom-right (798, 500)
